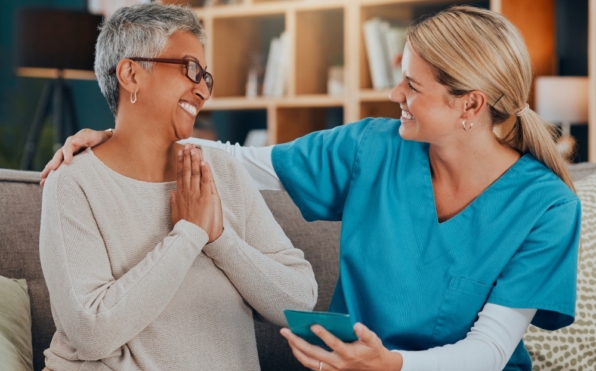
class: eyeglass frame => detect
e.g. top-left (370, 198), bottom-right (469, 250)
top-left (108, 57), bottom-right (213, 93)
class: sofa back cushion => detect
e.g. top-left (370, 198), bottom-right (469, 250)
top-left (0, 170), bottom-right (54, 371)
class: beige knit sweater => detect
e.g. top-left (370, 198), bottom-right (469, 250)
top-left (39, 147), bottom-right (317, 371)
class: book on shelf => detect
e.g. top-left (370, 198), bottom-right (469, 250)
top-left (246, 53), bottom-right (265, 98)
top-left (272, 32), bottom-right (290, 97)
top-left (362, 18), bottom-right (406, 90)
top-left (262, 31), bottom-right (289, 98)
top-left (262, 36), bottom-right (280, 97)
top-left (384, 24), bottom-right (406, 87)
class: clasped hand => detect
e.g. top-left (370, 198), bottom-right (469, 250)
top-left (170, 144), bottom-right (223, 242)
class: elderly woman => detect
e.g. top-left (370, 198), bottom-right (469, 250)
top-left (39, 3), bottom-right (316, 371)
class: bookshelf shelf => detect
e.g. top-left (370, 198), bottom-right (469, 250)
top-left (202, 97), bottom-right (271, 110)
top-left (160, 0), bottom-right (568, 148)
top-left (202, 95), bottom-right (344, 110)
top-left (358, 89), bottom-right (392, 101)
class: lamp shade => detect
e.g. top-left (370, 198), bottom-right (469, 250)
top-left (534, 76), bottom-right (589, 123)
top-left (15, 9), bottom-right (102, 71)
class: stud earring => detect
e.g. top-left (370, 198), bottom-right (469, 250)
top-left (462, 120), bottom-right (473, 131)
top-left (130, 90), bottom-right (137, 104)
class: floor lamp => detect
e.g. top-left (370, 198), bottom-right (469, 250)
top-left (16, 8), bottom-right (102, 170)
top-left (535, 76), bottom-right (589, 162)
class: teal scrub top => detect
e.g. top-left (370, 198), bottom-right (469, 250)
top-left (272, 118), bottom-right (581, 371)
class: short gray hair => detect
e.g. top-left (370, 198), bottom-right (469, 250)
top-left (95, 3), bottom-right (206, 116)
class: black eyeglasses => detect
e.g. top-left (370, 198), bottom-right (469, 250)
top-left (108, 57), bottom-right (213, 93)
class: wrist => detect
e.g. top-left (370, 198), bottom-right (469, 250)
top-left (209, 226), bottom-right (224, 243)
top-left (385, 349), bottom-right (403, 371)
top-left (203, 226), bottom-right (233, 257)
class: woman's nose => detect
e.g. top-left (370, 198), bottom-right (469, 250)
top-left (389, 84), bottom-right (403, 103)
top-left (194, 79), bottom-right (211, 101)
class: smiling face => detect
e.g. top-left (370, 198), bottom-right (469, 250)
top-left (389, 42), bottom-right (465, 145)
top-left (139, 30), bottom-right (211, 141)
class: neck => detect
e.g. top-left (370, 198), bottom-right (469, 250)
top-left (94, 117), bottom-right (182, 183)
top-left (428, 124), bottom-right (520, 189)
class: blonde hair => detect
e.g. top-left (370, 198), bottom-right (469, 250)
top-left (406, 5), bottom-right (575, 191)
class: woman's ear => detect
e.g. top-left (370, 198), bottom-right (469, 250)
top-left (462, 91), bottom-right (488, 120)
top-left (115, 59), bottom-right (141, 94)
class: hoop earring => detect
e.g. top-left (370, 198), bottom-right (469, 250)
top-left (462, 120), bottom-right (473, 131)
top-left (130, 90), bottom-right (137, 104)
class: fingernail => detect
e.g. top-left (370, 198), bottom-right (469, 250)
top-left (178, 150), bottom-right (182, 157)
top-left (201, 161), bottom-right (205, 166)
top-left (191, 149), bottom-right (196, 155)
top-left (311, 325), bottom-right (320, 333)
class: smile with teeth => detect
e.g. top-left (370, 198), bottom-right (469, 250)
top-left (179, 101), bottom-right (197, 117)
top-left (401, 109), bottom-right (415, 120)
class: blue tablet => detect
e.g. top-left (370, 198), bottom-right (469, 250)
top-left (283, 309), bottom-right (358, 347)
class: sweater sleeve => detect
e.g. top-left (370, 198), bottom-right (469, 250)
top-left (202, 156), bottom-right (317, 327)
top-left (39, 171), bottom-right (209, 360)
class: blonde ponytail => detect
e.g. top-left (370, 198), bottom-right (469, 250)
top-left (503, 111), bottom-right (576, 191)
top-left (407, 5), bottom-right (576, 192)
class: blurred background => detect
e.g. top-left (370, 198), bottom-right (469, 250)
top-left (0, 0), bottom-right (590, 171)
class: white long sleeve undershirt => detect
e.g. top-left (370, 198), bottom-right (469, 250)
top-left (398, 304), bottom-right (536, 371)
top-left (178, 138), bottom-right (537, 371)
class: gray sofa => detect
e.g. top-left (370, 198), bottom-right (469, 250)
top-left (1, 163), bottom-right (596, 371)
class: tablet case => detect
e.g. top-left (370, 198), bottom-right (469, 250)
top-left (283, 309), bottom-right (358, 347)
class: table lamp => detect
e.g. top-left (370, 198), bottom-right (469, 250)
top-left (15, 8), bottom-right (102, 170)
top-left (534, 76), bottom-right (589, 161)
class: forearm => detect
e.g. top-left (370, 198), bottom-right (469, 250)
top-left (202, 226), bottom-right (317, 326)
top-left (179, 138), bottom-right (283, 191)
top-left (41, 219), bottom-right (208, 359)
top-left (399, 304), bottom-right (536, 371)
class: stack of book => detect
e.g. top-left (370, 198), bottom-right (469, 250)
top-left (362, 18), bottom-right (407, 90)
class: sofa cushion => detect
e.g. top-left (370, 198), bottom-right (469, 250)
top-left (0, 170), bottom-right (55, 371)
top-left (523, 173), bottom-right (596, 369)
top-left (568, 162), bottom-right (596, 182)
top-left (0, 276), bottom-right (34, 371)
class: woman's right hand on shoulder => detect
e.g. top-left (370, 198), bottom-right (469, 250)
top-left (171, 144), bottom-right (224, 243)
top-left (40, 128), bottom-right (113, 186)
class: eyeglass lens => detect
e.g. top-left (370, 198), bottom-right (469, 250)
top-left (187, 60), bottom-right (213, 92)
